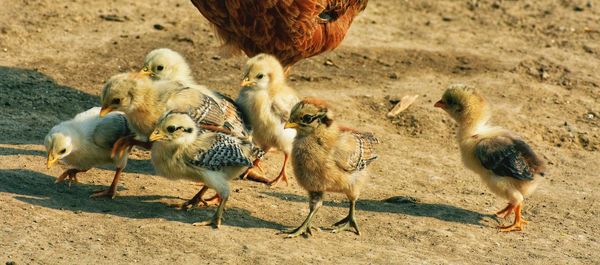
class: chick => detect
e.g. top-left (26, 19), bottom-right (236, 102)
top-left (100, 73), bottom-right (266, 204)
top-left (141, 48), bottom-right (195, 86)
top-left (149, 111), bottom-right (264, 228)
top-left (237, 54), bottom-right (299, 186)
top-left (434, 84), bottom-right (545, 232)
top-left (44, 107), bottom-right (130, 198)
top-left (283, 98), bottom-right (379, 237)
top-left (138, 49), bottom-right (252, 154)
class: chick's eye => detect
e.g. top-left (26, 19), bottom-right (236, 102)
top-left (256, 73), bottom-right (264, 79)
top-left (59, 149), bottom-right (66, 154)
top-left (111, 98), bottom-right (121, 105)
top-left (156, 65), bottom-right (164, 71)
top-left (166, 126), bottom-right (176, 133)
top-left (301, 114), bottom-right (314, 124)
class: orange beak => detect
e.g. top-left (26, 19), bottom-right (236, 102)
top-left (434, 100), bottom-right (446, 109)
top-left (99, 106), bottom-right (113, 117)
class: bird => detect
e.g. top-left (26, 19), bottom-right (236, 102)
top-left (237, 54), bottom-right (299, 186)
top-left (137, 48), bottom-right (248, 140)
top-left (44, 107), bottom-right (130, 198)
top-left (141, 48), bottom-right (196, 85)
top-left (434, 84), bottom-right (545, 232)
top-left (149, 111), bottom-right (264, 228)
top-left (190, 0), bottom-right (369, 70)
top-left (99, 73), bottom-right (268, 205)
top-left (137, 49), bottom-right (273, 187)
top-left (283, 98), bottom-right (379, 237)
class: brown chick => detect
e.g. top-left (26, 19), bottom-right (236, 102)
top-left (237, 54), bottom-right (299, 186)
top-left (283, 98), bottom-right (379, 237)
top-left (434, 84), bottom-right (545, 232)
top-left (190, 0), bottom-right (368, 70)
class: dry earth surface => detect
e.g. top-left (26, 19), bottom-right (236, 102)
top-left (1, 0), bottom-right (599, 264)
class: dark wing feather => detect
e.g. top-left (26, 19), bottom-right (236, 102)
top-left (92, 113), bottom-right (131, 149)
top-left (190, 0), bottom-right (368, 66)
top-left (335, 130), bottom-right (379, 172)
top-left (475, 136), bottom-right (545, 180)
top-left (212, 91), bottom-right (250, 138)
top-left (186, 133), bottom-right (263, 171)
top-left (185, 93), bottom-right (226, 128)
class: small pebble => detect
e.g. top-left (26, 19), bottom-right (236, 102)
top-left (153, 24), bottom-right (165, 30)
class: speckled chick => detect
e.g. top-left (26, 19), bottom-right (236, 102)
top-left (149, 111), bottom-right (264, 228)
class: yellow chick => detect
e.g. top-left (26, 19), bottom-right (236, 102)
top-left (44, 107), bottom-right (130, 198)
top-left (138, 50), bottom-right (272, 186)
top-left (283, 98), bottom-right (379, 237)
top-left (237, 54), bottom-right (299, 186)
top-left (99, 73), bottom-right (264, 204)
top-left (434, 84), bottom-right (545, 232)
top-left (149, 111), bottom-right (264, 228)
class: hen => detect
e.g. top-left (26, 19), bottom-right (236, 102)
top-left (190, 0), bottom-right (368, 68)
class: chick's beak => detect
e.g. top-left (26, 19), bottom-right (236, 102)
top-left (149, 130), bottom-right (164, 142)
top-left (240, 77), bottom-right (256, 87)
top-left (434, 100), bottom-right (446, 109)
top-left (99, 106), bottom-right (113, 117)
top-left (284, 122), bottom-right (299, 129)
top-left (139, 67), bottom-right (152, 77)
top-left (47, 154), bottom-right (58, 169)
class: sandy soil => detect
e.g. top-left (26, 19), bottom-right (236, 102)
top-left (1, 0), bottom-right (599, 264)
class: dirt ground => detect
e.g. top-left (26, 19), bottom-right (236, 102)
top-left (1, 0), bottom-right (599, 264)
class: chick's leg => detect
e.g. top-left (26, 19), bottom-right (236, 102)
top-left (332, 199), bottom-right (361, 235)
top-left (193, 188), bottom-right (229, 229)
top-left (285, 192), bottom-right (323, 238)
top-left (499, 203), bottom-right (528, 232)
top-left (179, 185), bottom-right (221, 210)
top-left (111, 135), bottom-right (152, 159)
top-left (90, 167), bottom-right (123, 199)
top-left (495, 203), bottom-right (515, 219)
top-left (55, 169), bottom-right (87, 187)
top-left (268, 153), bottom-right (290, 187)
top-left (240, 159), bottom-right (271, 184)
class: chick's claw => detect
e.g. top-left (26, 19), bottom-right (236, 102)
top-left (332, 217), bottom-right (361, 235)
top-left (283, 225), bottom-right (321, 238)
top-left (55, 169), bottom-right (85, 188)
top-left (90, 189), bottom-right (117, 199)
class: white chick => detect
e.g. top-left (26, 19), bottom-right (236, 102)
top-left (44, 107), bottom-right (130, 198)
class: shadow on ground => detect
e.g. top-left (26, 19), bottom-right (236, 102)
top-left (263, 191), bottom-right (492, 226)
top-left (0, 169), bottom-right (284, 230)
top-left (0, 66), bottom-right (99, 144)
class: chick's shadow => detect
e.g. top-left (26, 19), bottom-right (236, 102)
top-left (0, 169), bottom-right (283, 230)
top-left (262, 191), bottom-right (493, 226)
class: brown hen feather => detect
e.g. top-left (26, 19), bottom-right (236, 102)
top-left (190, 0), bottom-right (368, 67)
